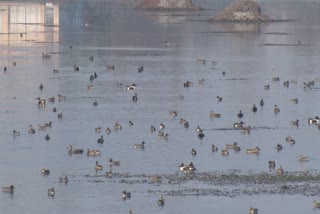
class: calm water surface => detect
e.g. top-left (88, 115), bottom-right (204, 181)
top-left (1, 0), bottom-right (320, 213)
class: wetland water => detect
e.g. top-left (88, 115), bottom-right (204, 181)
top-left (1, 0), bottom-right (320, 213)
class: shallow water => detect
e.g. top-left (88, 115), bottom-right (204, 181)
top-left (1, 0), bottom-right (320, 213)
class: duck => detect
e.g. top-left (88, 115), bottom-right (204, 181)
top-left (299, 155), bottom-right (309, 162)
top-left (249, 207), bottom-right (258, 214)
top-left (134, 141), bottom-right (145, 149)
top-left (38, 124), bottom-right (47, 131)
top-left (122, 190), bottom-right (131, 200)
top-left (179, 163), bottom-right (196, 173)
top-left (264, 84), bottom-right (270, 90)
top-left (308, 116), bottom-right (320, 125)
top-left (48, 97), bottom-right (55, 103)
top-left (106, 170), bottom-right (113, 178)
top-left (57, 112), bottom-right (63, 119)
top-left (53, 107), bottom-right (57, 112)
top-left (126, 84), bottom-right (136, 91)
top-left (28, 125), bottom-right (36, 134)
top-left (89, 56), bottom-right (94, 61)
top-left (196, 125), bottom-right (203, 133)
top-left (211, 144), bottom-right (218, 152)
top-left (225, 142), bottom-right (238, 150)
top-left (198, 131), bottom-right (205, 139)
top-left (159, 123), bottom-right (165, 130)
top-left (68, 145), bottom-right (84, 155)
top-left (209, 111), bottom-right (221, 118)
top-left (276, 144), bottom-right (283, 151)
top-left (92, 100), bottom-right (98, 106)
top-left (59, 176), bottom-right (68, 184)
top-left (246, 147), bottom-right (260, 154)
top-left (313, 200), bottom-right (320, 209)
top-left (274, 104), bottom-right (280, 113)
top-left (2, 185), bottom-right (14, 193)
top-left (95, 127), bottom-right (102, 133)
top-left (132, 93), bottom-right (138, 102)
top-left (87, 149), bottom-right (101, 156)
top-left (13, 130), bottom-right (20, 136)
top-left (290, 119), bottom-right (299, 126)
top-left (237, 110), bottom-right (243, 119)
top-left (151, 175), bottom-right (161, 183)
top-left (150, 125), bottom-right (156, 133)
top-left (252, 104), bottom-right (257, 113)
top-left (39, 83), bottom-right (44, 91)
top-left (109, 158), bottom-right (120, 166)
top-left (45, 134), bottom-right (50, 141)
top-left (41, 168), bottom-right (50, 175)
top-left (277, 165), bottom-right (284, 175)
top-left (169, 110), bottom-right (178, 117)
top-left (285, 135), bottom-right (295, 145)
top-left (157, 196), bottom-right (165, 206)
top-left (87, 85), bottom-right (94, 90)
top-left (97, 135), bottom-right (104, 144)
top-left (272, 77), bottom-right (280, 81)
top-left (216, 96), bottom-right (223, 102)
top-left (283, 80), bottom-right (290, 87)
top-left (74, 65), bottom-right (79, 71)
top-left (106, 128), bottom-right (111, 134)
top-left (291, 98), bottom-right (298, 104)
top-left (48, 187), bottom-right (55, 197)
top-left (234, 121), bottom-right (245, 129)
top-left (129, 121), bottom-right (134, 126)
top-left (58, 94), bottom-right (66, 102)
top-left (241, 126), bottom-right (252, 135)
top-left (191, 148), bottom-right (197, 156)
top-left (233, 145), bottom-right (241, 152)
top-left (95, 161), bottom-right (103, 171)
top-left (114, 123), bottom-right (122, 131)
top-left (221, 149), bottom-right (229, 156)
top-left (268, 160), bottom-right (276, 169)
top-left (260, 99), bottom-right (264, 107)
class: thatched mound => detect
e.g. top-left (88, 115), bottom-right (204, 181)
top-left (208, 0), bottom-right (272, 22)
top-left (136, 0), bottom-right (201, 10)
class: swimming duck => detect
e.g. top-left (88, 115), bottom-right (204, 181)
top-left (268, 160), bottom-right (276, 169)
top-left (41, 168), bottom-right (50, 175)
top-left (196, 125), bottom-right (203, 133)
top-left (151, 175), bottom-right (161, 183)
top-left (97, 135), bottom-right (104, 144)
top-left (28, 125), bottom-right (36, 134)
top-left (272, 77), bottom-right (280, 81)
top-left (132, 93), bottom-right (138, 102)
top-left (277, 165), bottom-right (284, 175)
top-left (159, 123), bottom-right (165, 130)
top-left (211, 144), bottom-right (218, 152)
top-left (246, 147), bottom-right (260, 154)
top-left (2, 185), bottom-right (14, 193)
top-left (209, 111), bottom-right (221, 118)
top-left (183, 81), bottom-right (193, 88)
top-left (299, 155), bottom-right (309, 162)
top-left (252, 104), bottom-right (257, 113)
top-left (129, 121), bottom-right (134, 126)
top-left (48, 187), bottom-right (55, 197)
top-left (264, 84), bottom-right (270, 90)
top-left (274, 105), bottom-right (280, 113)
top-left (276, 144), bottom-right (283, 151)
top-left (241, 126), bottom-right (252, 135)
top-left (179, 163), bottom-right (196, 173)
top-left (191, 148), bottom-right (197, 156)
top-left (308, 116), bottom-right (320, 125)
top-left (4, 66), bottom-right (7, 72)
top-left (157, 196), bottom-right (165, 206)
top-left (150, 125), bottom-right (156, 133)
top-left (196, 59), bottom-right (206, 65)
top-left (234, 121), bottom-right (245, 129)
top-left (58, 94), bottom-right (66, 102)
top-left (109, 158), bottom-right (120, 166)
top-left (95, 161), bottom-right (103, 171)
top-left (87, 85), bottom-right (94, 90)
top-left (283, 80), bottom-right (290, 87)
top-left (39, 83), bottom-right (44, 91)
top-left (237, 110), bottom-right (243, 119)
top-left (290, 119), bottom-right (299, 126)
top-left (87, 149), bottom-right (101, 156)
top-left (57, 112), bottom-right (63, 119)
top-left (68, 145), bottom-right (84, 155)
top-left (216, 96), bottom-right (223, 102)
top-left (169, 110), bottom-right (178, 117)
top-left (106, 128), bottom-right (111, 134)
top-left (260, 99), bottom-right (264, 107)
top-left (38, 124), bottom-right (47, 131)
top-left (285, 135), bottom-right (295, 145)
top-left (126, 84), bottom-right (136, 91)
top-left (74, 65), bottom-right (79, 71)
top-left (45, 134), bottom-right (50, 141)
top-left (107, 64), bottom-right (115, 70)
top-left (93, 100), bottom-right (98, 106)
top-left (95, 127), bottom-right (101, 133)
top-left (106, 170), bottom-right (113, 178)
top-left (198, 131), bottom-right (205, 139)
top-left (48, 97), bottom-right (55, 103)
top-left (59, 176), bottom-right (68, 184)
top-left (134, 141), bottom-right (145, 150)
top-left (221, 149), bottom-right (229, 156)
top-left (291, 98), bottom-right (298, 104)
top-left (225, 142), bottom-right (238, 150)
top-left (249, 207), bottom-right (258, 214)
top-left (313, 200), bottom-right (320, 208)
top-left (122, 190), bottom-right (131, 200)
top-left (89, 56), bottom-right (94, 61)
top-left (13, 130), bottom-right (20, 136)
top-left (114, 123), bottom-right (122, 131)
